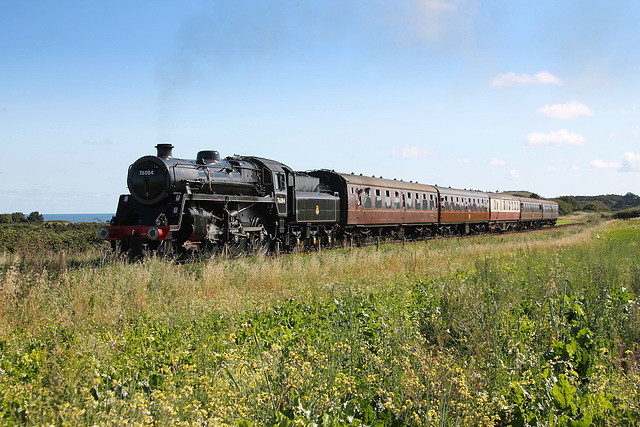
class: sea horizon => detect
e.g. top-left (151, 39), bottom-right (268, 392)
top-left (43, 213), bottom-right (114, 223)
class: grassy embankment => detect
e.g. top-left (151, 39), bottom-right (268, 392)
top-left (1, 219), bottom-right (639, 425)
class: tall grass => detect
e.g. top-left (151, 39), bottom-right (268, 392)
top-left (0, 223), bottom-right (597, 335)
top-left (1, 220), bottom-right (639, 425)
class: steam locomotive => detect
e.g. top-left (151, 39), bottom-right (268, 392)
top-left (99, 144), bottom-right (558, 258)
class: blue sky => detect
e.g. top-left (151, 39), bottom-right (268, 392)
top-left (2, 0), bottom-right (639, 214)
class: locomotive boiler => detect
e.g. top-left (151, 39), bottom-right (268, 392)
top-left (99, 144), bottom-right (340, 258)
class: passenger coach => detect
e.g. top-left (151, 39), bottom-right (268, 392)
top-left (519, 197), bottom-right (559, 228)
top-left (309, 171), bottom-right (439, 239)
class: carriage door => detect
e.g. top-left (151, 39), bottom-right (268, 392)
top-left (273, 172), bottom-right (287, 216)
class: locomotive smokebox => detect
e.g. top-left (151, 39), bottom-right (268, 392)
top-left (155, 143), bottom-right (174, 159)
top-left (197, 150), bottom-right (221, 164)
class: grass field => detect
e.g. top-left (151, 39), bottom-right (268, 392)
top-left (555, 212), bottom-right (605, 226)
top-left (1, 220), bottom-right (639, 425)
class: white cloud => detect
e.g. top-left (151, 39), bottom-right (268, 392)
top-left (488, 157), bottom-right (506, 166)
top-left (490, 71), bottom-right (562, 87)
top-left (508, 169), bottom-right (520, 180)
top-left (620, 151), bottom-right (640, 172)
top-left (591, 159), bottom-right (622, 169)
top-left (590, 152), bottom-right (640, 172)
top-left (457, 157), bottom-right (470, 163)
top-left (392, 146), bottom-right (438, 158)
top-left (571, 165), bottom-right (580, 171)
top-left (536, 100), bottom-right (594, 120)
top-left (524, 129), bottom-right (586, 147)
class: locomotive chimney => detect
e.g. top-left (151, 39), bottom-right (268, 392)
top-left (155, 143), bottom-right (174, 159)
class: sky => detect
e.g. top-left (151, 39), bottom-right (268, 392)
top-left (1, 0), bottom-right (640, 214)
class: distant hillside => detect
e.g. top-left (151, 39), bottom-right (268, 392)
top-left (574, 193), bottom-right (640, 211)
top-left (503, 191), bottom-right (541, 199)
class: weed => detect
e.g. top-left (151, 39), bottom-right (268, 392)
top-left (0, 220), bottom-right (639, 425)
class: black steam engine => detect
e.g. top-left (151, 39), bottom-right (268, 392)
top-left (99, 144), bottom-right (339, 258)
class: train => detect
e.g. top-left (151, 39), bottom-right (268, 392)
top-left (98, 144), bottom-right (559, 258)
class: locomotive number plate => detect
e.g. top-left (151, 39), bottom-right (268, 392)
top-left (138, 170), bottom-right (155, 176)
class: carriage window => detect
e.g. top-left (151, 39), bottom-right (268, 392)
top-left (385, 190), bottom-right (391, 209)
top-left (407, 193), bottom-right (413, 210)
top-left (375, 189), bottom-right (382, 209)
top-left (395, 192), bottom-right (401, 209)
top-left (364, 188), bottom-right (372, 209)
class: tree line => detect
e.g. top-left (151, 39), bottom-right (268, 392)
top-left (0, 211), bottom-right (45, 224)
top-left (553, 192), bottom-right (640, 216)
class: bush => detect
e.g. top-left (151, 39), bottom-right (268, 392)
top-left (613, 207), bottom-right (640, 219)
top-left (11, 212), bottom-right (26, 223)
top-left (0, 221), bottom-right (106, 254)
top-left (583, 201), bottom-right (604, 212)
top-left (27, 211), bottom-right (44, 223)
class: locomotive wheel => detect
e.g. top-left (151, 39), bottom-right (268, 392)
top-left (225, 235), bottom-right (246, 258)
top-left (250, 218), bottom-right (271, 256)
top-left (201, 242), bottom-right (221, 260)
